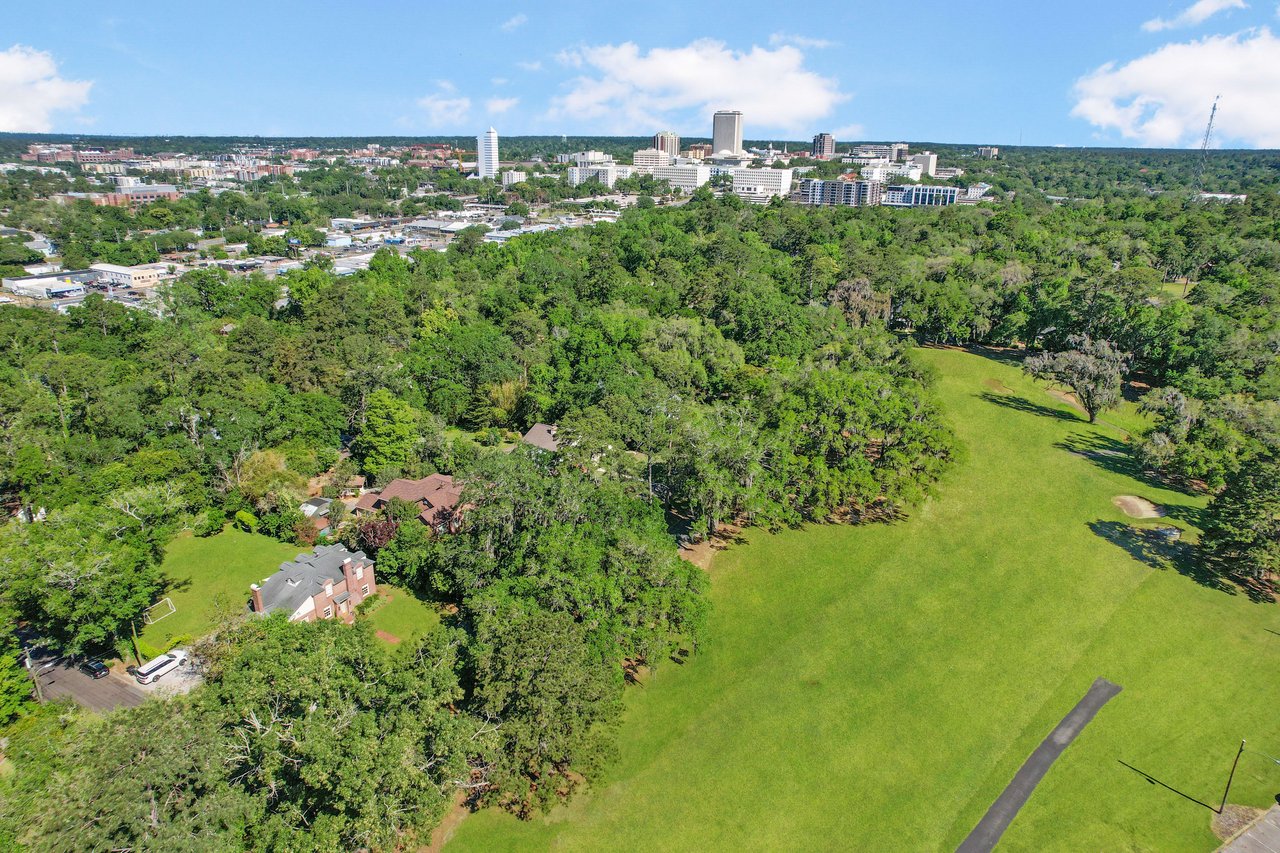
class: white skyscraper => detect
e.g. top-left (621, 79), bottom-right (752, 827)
top-left (712, 110), bottom-right (744, 155)
top-left (477, 127), bottom-right (499, 179)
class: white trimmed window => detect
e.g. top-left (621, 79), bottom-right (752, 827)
top-left (323, 606), bottom-right (333, 619)
top-left (361, 584), bottom-right (369, 596)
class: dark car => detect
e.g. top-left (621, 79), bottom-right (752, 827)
top-left (77, 659), bottom-right (110, 679)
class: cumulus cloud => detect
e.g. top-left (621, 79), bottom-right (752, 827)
top-left (1142, 0), bottom-right (1247, 31)
top-left (0, 44), bottom-right (91, 132)
top-left (550, 39), bottom-right (847, 133)
top-left (768, 32), bottom-right (835, 49)
top-left (417, 82), bottom-right (470, 127)
top-left (487, 97), bottom-right (519, 114)
top-left (501, 13), bottom-right (527, 32)
top-left (1072, 28), bottom-right (1280, 147)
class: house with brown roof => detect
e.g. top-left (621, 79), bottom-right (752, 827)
top-left (352, 473), bottom-right (462, 532)
top-left (521, 423), bottom-right (560, 452)
top-left (250, 544), bottom-right (376, 624)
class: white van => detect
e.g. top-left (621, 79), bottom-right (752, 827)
top-left (133, 649), bottom-right (190, 684)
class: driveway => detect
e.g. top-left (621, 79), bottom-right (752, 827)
top-left (29, 656), bottom-right (146, 713)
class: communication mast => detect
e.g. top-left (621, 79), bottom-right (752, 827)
top-left (1195, 95), bottom-right (1219, 193)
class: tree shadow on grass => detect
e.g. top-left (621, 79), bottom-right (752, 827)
top-left (963, 344), bottom-right (1027, 369)
top-left (978, 391), bottom-right (1083, 423)
top-left (1088, 520), bottom-right (1233, 594)
top-left (1057, 432), bottom-right (1202, 499)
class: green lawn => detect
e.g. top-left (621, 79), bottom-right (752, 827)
top-left (139, 527), bottom-right (303, 651)
top-left (447, 347), bottom-right (1280, 852)
top-left (362, 585), bottom-right (441, 648)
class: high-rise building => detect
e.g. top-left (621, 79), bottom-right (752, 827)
top-left (712, 110), bottom-right (744, 156)
top-left (976, 146), bottom-right (1000, 159)
top-left (477, 127), bottom-right (499, 179)
top-left (686, 143), bottom-right (714, 159)
top-left (652, 131), bottom-right (681, 157)
top-left (811, 133), bottom-right (836, 160)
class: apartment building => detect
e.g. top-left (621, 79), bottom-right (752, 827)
top-left (796, 178), bottom-right (883, 207)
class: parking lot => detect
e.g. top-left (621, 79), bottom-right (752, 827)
top-left (28, 654), bottom-right (146, 713)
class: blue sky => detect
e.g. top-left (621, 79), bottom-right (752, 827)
top-left (4, 0), bottom-right (1280, 147)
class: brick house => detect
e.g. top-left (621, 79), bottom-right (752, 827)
top-left (352, 473), bottom-right (463, 532)
top-left (250, 544), bottom-right (376, 624)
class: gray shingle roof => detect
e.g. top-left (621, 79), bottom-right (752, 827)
top-left (256, 544), bottom-right (370, 616)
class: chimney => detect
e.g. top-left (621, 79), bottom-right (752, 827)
top-left (250, 583), bottom-right (264, 613)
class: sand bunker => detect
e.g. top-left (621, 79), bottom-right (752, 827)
top-left (1112, 495), bottom-right (1166, 519)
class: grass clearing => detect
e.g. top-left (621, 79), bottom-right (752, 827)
top-left (138, 527), bottom-right (302, 651)
top-left (362, 585), bottom-right (441, 648)
top-left (446, 347), bottom-right (1280, 852)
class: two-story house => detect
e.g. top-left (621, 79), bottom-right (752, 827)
top-left (249, 544), bottom-right (376, 623)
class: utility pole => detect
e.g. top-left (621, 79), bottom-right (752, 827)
top-left (1218, 739), bottom-right (1246, 814)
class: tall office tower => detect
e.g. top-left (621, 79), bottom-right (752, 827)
top-left (653, 131), bottom-right (681, 156)
top-left (477, 127), bottom-right (499, 179)
top-left (812, 132), bottom-right (835, 159)
top-left (712, 110), bottom-right (744, 155)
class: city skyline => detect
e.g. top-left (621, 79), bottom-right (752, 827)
top-left (4, 0), bottom-right (1280, 148)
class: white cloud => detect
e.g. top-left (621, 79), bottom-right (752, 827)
top-left (549, 39), bottom-right (848, 134)
top-left (832, 123), bottom-right (865, 140)
top-left (1142, 0), bottom-right (1247, 31)
top-left (487, 97), bottom-right (519, 114)
top-left (516, 59), bottom-right (543, 71)
top-left (768, 32), bottom-right (835, 49)
top-left (417, 82), bottom-right (471, 127)
top-left (0, 44), bottom-right (91, 132)
top-left (501, 13), bottom-right (527, 32)
top-left (1072, 28), bottom-right (1280, 147)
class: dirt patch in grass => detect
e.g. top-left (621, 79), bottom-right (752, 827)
top-left (375, 629), bottom-right (401, 645)
top-left (983, 378), bottom-right (1014, 393)
top-left (1112, 495), bottom-right (1166, 519)
top-left (1212, 804), bottom-right (1265, 841)
top-left (679, 523), bottom-right (744, 572)
top-left (421, 792), bottom-right (469, 853)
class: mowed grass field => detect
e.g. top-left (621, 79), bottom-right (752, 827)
top-left (139, 527), bottom-right (303, 650)
top-left (447, 347), bottom-right (1280, 852)
top-left (362, 585), bottom-right (441, 648)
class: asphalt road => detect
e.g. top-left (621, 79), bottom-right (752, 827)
top-left (31, 657), bottom-right (146, 713)
top-left (957, 677), bottom-right (1123, 853)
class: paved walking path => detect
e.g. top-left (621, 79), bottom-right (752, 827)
top-left (957, 677), bottom-right (1123, 853)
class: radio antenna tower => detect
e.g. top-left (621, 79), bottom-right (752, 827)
top-left (1195, 95), bottom-right (1219, 193)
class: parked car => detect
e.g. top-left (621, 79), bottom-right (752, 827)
top-left (132, 650), bottom-right (190, 685)
top-left (77, 659), bottom-right (110, 679)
